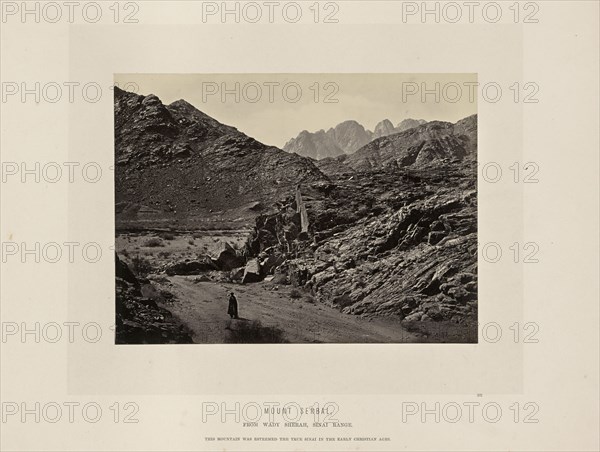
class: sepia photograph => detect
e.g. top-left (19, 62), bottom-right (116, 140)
top-left (2, 2), bottom-right (599, 451)
top-left (114, 74), bottom-right (478, 344)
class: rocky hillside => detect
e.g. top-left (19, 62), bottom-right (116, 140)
top-left (317, 115), bottom-right (476, 174)
top-left (115, 87), bottom-right (327, 228)
top-left (243, 114), bottom-right (477, 323)
top-left (115, 87), bottom-right (477, 327)
top-left (283, 118), bottom-right (427, 160)
top-left (115, 254), bottom-right (193, 344)
top-left (243, 159), bottom-right (477, 323)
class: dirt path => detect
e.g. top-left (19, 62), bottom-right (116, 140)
top-left (162, 276), bottom-right (421, 343)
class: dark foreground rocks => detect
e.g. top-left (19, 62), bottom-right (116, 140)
top-left (165, 256), bottom-right (218, 276)
top-left (116, 254), bottom-right (193, 344)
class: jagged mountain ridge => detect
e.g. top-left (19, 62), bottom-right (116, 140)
top-left (316, 115), bottom-right (477, 175)
top-left (283, 118), bottom-right (427, 160)
top-left (283, 120), bottom-right (373, 160)
top-left (114, 87), bottom-right (328, 226)
top-left (397, 118), bottom-right (428, 132)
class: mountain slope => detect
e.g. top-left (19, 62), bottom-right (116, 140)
top-left (244, 160), bottom-right (477, 327)
top-left (396, 118), bottom-right (427, 132)
top-left (316, 115), bottom-right (476, 174)
top-left (114, 87), bottom-right (328, 227)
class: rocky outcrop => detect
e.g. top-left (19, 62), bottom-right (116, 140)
top-left (242, 258), bottom-right (262, 283)
top-left (116, 253), bottom-right (140, 289)
top-left (115, 255), bottom-right (193, 344)
top-left (295, 189), bottom-right (309, 234)
top-left (314, 157), bottom-right (356, 176)
top-left (244, 157), bottom-right (477, 322)
top-left (208, 242), bottom-right (244, 270)
top-left (306, 188), bottom-right (477, 321)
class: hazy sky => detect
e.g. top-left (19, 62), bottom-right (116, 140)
top-left (115, 73), bottom-right (477, 148)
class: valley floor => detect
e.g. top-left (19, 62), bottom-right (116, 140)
top-left (162, 276), bottom-right (423, 344)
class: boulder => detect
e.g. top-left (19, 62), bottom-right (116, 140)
top-left (270, 273), bottom-right (289, 285)
top-left (208, 242), bottom-right (244, 270)
top-left (404, 312), bottom-right (423, 322)
top-left (165, 257), bottom-right (217, 276)
top-left (242, 259), bottom-right (262, 283)
top-left (259, 253), bottom-right (285, 275)
top-left (428, 231), bottom-right (446, 245)
top-left (116, 253), bottom-right (140, 289)
top-left (230, 267), bottom-right (245, 282)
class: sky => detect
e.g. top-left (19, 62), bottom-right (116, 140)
top-left (115, 73), bottom-right (478, 148)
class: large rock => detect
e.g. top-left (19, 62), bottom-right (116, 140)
top-left (260, 253), bottom-right (285, 275)
top-left (165, 257), bottom-right (217, 276)
top-left (230, 267), bottom-right (245, 282)
top-left (116, 253), bottom-right (140, 289)
top-left (115, 256), bottom-right (192, 344)
top-left (208, 241), bottom-right (244, 270)
top-left (242, 258), bottom-right (262, 283)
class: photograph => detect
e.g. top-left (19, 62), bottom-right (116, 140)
top-left (114, 74), bottom-right (478, 344)
top-left (2, 2), bottom-right (598, 450)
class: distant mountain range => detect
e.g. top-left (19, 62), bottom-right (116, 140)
top-left (315, 115), bottom-right (477, 175)
top-left (283, 118), bottom-right (427, 160)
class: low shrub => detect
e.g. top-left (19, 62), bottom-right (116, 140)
top-left (304, 295), bottom-right (316, 304)
top-left (132, 255), bottom-right (153, 277)
top-left (143, 237), bottom-right (164, 247)
top-left (226, 320), bottom-right (287, 343)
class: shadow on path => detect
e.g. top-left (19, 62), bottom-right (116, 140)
top-left (224, 318), bottom-right (288, 343)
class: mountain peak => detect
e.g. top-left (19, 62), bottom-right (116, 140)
top-left (330, 115), bottom-right (477, 173)
top-left (284, 120), bottom-right (373, 159)
top-left (396, 118), bottom-right (427, 132)
top-left (114, 89), bottom-right (328, 227)
top-left (168, 98), bottom-right (196, 109)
